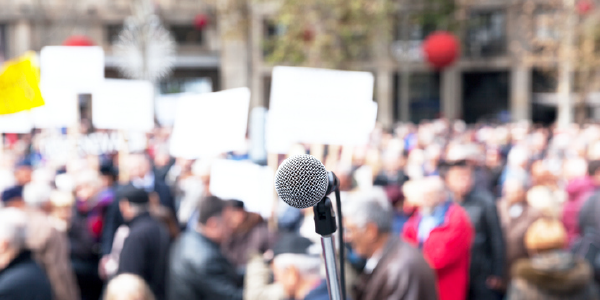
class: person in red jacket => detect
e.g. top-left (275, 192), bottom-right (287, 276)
top-left (402, 177), bottom-right (474, 300)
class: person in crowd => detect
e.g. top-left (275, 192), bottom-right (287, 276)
top-left (507, 218), bottom-right (597, 300)
top-left (496, 178), bottom-right (541, 283)
top-left (22, 183), bottom-right (80, 300)
top-left (69, 171), bottom-right (110, 300)
top-left (221, 199), bottom-right (275, 269)
top-left (500, 147), bottom-right (530, 187)
top-left (0, 208), bottom-right (52, 300)
top-left (104, 273), bottom-right (156, 300)
top-left (168, 196), bottom-right (243, 300)
top-left (3, 184), bottom-right (79, 300)
top-left (403, 177), bottom-right (474, 300)
top-left (271, 234), bottom-right (328, 300)
top-left (484, 148), bottom-right (505, 197)
top-left (577, 160), bottom-right (600, 284)
top-left (117, 186), bottom-right (170, 300)
top-left (445, 160), bottom-right (505, 300)
top-left (344, 189), bottom-right (438, 300)
top-left (102, 154), bottom-right (175, 268)
top-left (562, 160), bottom-right (596, 247)
top-left (49, 190), bottom-right (76, 232)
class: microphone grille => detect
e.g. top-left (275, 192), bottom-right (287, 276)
top-left (275, 154), bottom-right (329, 209)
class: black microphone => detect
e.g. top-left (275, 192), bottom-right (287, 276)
top-left (274, 154), bottom-right (344, 300)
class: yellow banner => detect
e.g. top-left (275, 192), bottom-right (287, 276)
top-left (0, 52), bottom-right (45, 115)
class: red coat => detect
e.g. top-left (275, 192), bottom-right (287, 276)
top-left (402, 203), bottom-right (474, 300)
top-left (563, 177), bottom-right (595, 246)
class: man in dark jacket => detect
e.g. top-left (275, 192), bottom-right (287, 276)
top-left (168, 196), bottom-right (243, 300)
top-left (445, 161), bottom-right (505, 300)
top-left (344, 190), bottom-right (438, 300)
top-left (0, 208), bottom-right (52, 300)
top-left (222, 200), bottom-right (275, 269)
top-left (101, 154), bottom-right (175, 269)
top-left (117, 186), bottom-right (170, 300)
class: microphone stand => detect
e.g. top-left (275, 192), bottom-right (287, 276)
top-left (314, 197), bottom-right (343, 300)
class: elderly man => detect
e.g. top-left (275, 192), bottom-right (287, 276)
top-left (445, 160), bottom-right (505, 300)
top-left (117, 186), bottom-right (170, 300)
top-left (0, 208), bottom-right (52, 300)
top-left (344, 189), bottom-right (438, 300)
top-left (272, 234), bottom-right (329, 300)
top-left (403, 177), bottom-right (474, 300)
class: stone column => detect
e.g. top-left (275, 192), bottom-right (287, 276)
top-left (376, 69), bottom-right (393, 128)
top-left (510, 65), bottom-right (531, 121)
top-left (11, 20), bottom-right (31, 58)
top-left (441, 66), bottom-right (461, 120)
top-left (399, 67), bottom-right (410, 122)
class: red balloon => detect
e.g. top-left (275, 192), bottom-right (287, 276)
top-left (423, 31), bottom-right (460, 69)
top-left (194, 14), bottom-right (209, 30)
top-left (62, 35), bottom-right (95, 46)
top-left (577, 0), bottom-right (594, 15)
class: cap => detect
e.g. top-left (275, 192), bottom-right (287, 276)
top-left (272, 233), bottom-right (315, 257)
top-left (2, 186), bottom-right (24, 203)
top-left (120, 185), bottom-right (149, 204)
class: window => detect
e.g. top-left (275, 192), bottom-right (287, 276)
top-left (170, 25), bottom-right (203, 45)
top-left (392, 15), bottom-right (436, 62)
top-left (263, 20), bottom-right (285, 58)
top-left (409, 72), bottom-right (441, 123)
top-left (106, 24), bottom-right (123, 44)
top-left (159, 77), bottom-right (212, 94)
top-left (465, 10), bottom-right (507, 58)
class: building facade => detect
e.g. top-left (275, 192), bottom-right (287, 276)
top-left (0, 0), bottom-right (579, 126)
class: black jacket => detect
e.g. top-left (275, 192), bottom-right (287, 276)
top-left (0, 251), bottom-right (52, 300)
top-left (118, 212), bottom-right (170, 300)
top-left (459, 188), bottom-right (505, 299)
top-left (102, 179), bottom-right (175, 256)
top-left (168, 230), bottom-right (243, 300)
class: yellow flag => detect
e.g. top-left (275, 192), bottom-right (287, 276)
top-left (0, 52), bottom-right (45, 115)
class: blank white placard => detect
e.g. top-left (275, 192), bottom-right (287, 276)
top-left (31, 83), bottom-right (78, 128)
top-left (266, 66), bottom-right (375, 153)
top-left (40, 46), bottom-right (104, 93)
top-left (169, 88), bottom-right (250, 159)
top-left (209, 159), bottom-right (274, 218)
top-left (92, 79), bottom-right (155, 132)
top-left (0, 111), bottom-right (32, 133)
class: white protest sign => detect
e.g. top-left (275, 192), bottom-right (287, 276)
top-left (169, 87), bottom-right (250, 159)
top-left (40, 46), bottom-right (104, 93)
top-left (0, 111), bottom-right (32, 133)
top-left (31, 83), bottom-right (78, 128)
top-left (209, 159), bottom-right (274, 218)
top-left (155, 93), bottom-right (187, 127)
top-left (266, 66), bottom-right (375, 153)
top-left (92, 79), bottom-right (155, 132)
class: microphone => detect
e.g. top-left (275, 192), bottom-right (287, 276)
top-left (274, 154), bottom-right (337, 209)
top-left (274, 154), bottom-right (344, 300)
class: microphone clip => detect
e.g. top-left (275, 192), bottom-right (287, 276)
top-left (314, 197), bottom-right (337, 236)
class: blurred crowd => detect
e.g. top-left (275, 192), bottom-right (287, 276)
top-left (2, 119), bottom-right (600, 300)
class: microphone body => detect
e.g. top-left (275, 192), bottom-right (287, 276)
top-left (275, 154), bottom-right (343, 300)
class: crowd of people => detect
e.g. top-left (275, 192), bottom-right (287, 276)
top-left (2, 119), bottom-right (600, 300)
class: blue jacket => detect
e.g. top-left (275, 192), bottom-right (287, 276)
top-left (304, 280), bottom-right (330, 300)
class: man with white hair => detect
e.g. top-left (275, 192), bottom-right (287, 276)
top-left (271, 234), bottom-right (329, 300)
top-left (344, 189), bottom-right (438, 300)
top-left (403, 177), bottom-right (473, 300)
top-left (0, 208), bottom-right (52, 300)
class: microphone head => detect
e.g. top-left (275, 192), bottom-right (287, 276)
top-left (275, 154), bottom-right (329, 209)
